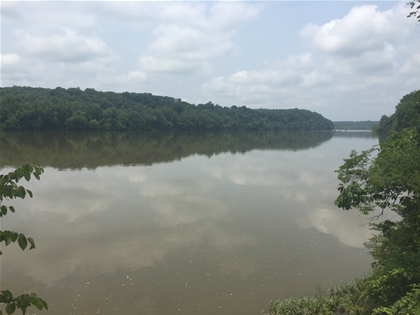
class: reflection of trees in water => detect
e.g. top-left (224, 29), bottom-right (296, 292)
top-left (332, 131), bottom-right (376, 138)
top-left (0, 130), bottom-right (333, 169)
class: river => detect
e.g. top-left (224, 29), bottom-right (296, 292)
top-left (0, 130), bottom-right (378, 315)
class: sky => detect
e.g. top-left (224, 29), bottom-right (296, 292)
top-left (1, 1), bottom-right (419, 121)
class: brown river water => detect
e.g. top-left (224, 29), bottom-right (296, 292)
top-left (0, 130), bottom-right (379, 315)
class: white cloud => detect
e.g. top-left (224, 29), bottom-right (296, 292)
top-left (133, 2), bottom-right (263, 75)
top-left (150, 24), bottom-right (235, 60)
top-left (17, 28), bottom-right (117, 64)
top-left (208, 1), bottom-right (263, 29)
top-left (201, 56), bottom-right (310, 106)
top-left (127, 70), bottom-right (146, 80)
top-left (399, 53), bottom-right (420, 75)
top-left (139, 55), bottom-right (206, 75)
top-left (301, 4), bottom-right (412, 57)
top-left (157, 2), bottom-right (208, 28)
top-left (202, 52), bottom-right (319, 105)
top-left (0, 53), bottom-right (20, 65)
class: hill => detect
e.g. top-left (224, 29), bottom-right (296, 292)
top-left (377, 89), bottom-right (420, 138)
top-left (0, 86), bottom-right (334, 131)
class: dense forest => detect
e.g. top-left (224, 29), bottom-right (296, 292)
top-left (0, 86), bottom-right (334, 131)
top-left (376, 89), bottom-right (420, 138)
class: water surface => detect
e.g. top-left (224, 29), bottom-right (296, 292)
top-left (1, 131), bottom-right (378, 315)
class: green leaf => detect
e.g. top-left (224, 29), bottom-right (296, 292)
top-left (5, 235), bottom-right (12, 246)
top-left (24, 172), bottom-right (30, 181)
top-left (16, 186), bottom-right (26, 198)
top-left (20, 295), bottom-right (31, 309)
top-left (5, 302), bottom-right (15, 315)
top-left (10, 232), bottom-right (18, 242)
top-left (9, 206), bottom-right (15, 213)
top-left (28, 237), bottom-right (36, 250)
top-left (1, 205), bottom-right (7, 216)
top-left (27, 190), bottom-right (33, 198)
top-left (3, 290), bottom-right (14, 301)
top-left (18, 234), bottom-right (28, 251)
top-left (35, 299), bottom-right (44, 310)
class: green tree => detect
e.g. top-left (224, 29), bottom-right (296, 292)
top-left (0, 86), bottom-right (335, 132)
top-left (377, 90), bottom-right (420, 138)
top-left (0, 164), bottom-right (48, 315)
top-left (334, 127), bottom-right (420, 313)
top-left (65, 110), bottom-right (89, 130)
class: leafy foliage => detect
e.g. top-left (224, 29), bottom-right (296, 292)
top-left (334, 126), bottom-right (420, 313)
top-left (335, 127), bottom-right (420, 215)
top-left (377, 89), bottom-right (420, 139)
top-left (265, 279), bottom-right (420, 315)
top-left (408, 0), bottom-right (420, 21)
top-left (0, 164), bottom-right (48, 315)
top-left (0, 292), bottom-right (48, 315)
top-left (266, 286), bottom-right (335, 315)
top-left (0, 86), bottom-right (334, 131)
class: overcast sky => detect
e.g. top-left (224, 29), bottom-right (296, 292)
top-left (1, 1), bottom-right (419, 120)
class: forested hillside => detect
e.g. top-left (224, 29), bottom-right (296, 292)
top-left (377, 89), bottom-right (420, 138)
top-left (0, 86), bottom-right (334, 131)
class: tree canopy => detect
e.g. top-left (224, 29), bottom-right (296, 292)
top-left (377, 89), bottom-right (420, 139)
top-left (333, 127), bottom-right (420, 314)
top-left (0, 86), bottom-right (334, 131)
top-left (333, 90), bottom-right (420, 314)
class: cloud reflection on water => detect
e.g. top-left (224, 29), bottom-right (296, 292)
top-left (1, 134), bottom-right (378, 315)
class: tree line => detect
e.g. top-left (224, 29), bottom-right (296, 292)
top-left (0, 86), bottom-right (334, 131)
